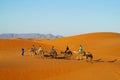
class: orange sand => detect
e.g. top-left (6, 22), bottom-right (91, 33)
top-left (0, 32), bottom-right (120, 80)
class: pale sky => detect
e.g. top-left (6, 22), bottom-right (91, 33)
top-left (0, 0), bottom-right (120, 36)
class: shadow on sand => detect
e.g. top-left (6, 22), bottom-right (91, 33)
top-left (93, 59), bottom-right (117, 63)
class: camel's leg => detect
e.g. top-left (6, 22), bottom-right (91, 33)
top-left (76, 53), bottom-right (80, 60)
top-left (80, 53), bottom-right (83, 60)
top-left (86, 56), bottom-right (88, 62)
top-left (40, 52), bottom-right (44, 59)
top-left (90, 56), bottom-right (93, 62)
top-left (90, 58), bottom-right (92, 62)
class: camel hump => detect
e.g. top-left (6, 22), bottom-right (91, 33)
top-left (86, 52), bottom-right (91, 55)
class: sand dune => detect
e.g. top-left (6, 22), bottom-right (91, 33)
top-left (0, 32), bottom-right (120, 80)
top-left (41, 32), bottom-right (120, 51)
top-left (41, 32), bottom-right (120, 58)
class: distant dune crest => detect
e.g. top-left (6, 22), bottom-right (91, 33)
top-left (0, 33), bottom-right (63, 39)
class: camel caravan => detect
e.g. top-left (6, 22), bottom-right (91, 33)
top-left (26, 45), bottom-right (93, 62)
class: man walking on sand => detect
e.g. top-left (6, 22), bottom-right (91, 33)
top-left (22, 48), bottom-right (24, 56)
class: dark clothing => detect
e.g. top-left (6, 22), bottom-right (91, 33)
top-left (66, 46), bottom-right (69, 50)
top-left (22, 48), bottom-right (24, 56)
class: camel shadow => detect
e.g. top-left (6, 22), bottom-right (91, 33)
top-left (107, 59), bottom-right (117, 63)
top-left (55, 56), bottom-right (66, 59)
top-left (93, 59), bottom-right (117, 63)
top-left (93, 59), bottom-right (104, 62)
top-left (44, 54), bottom-right (70, 60)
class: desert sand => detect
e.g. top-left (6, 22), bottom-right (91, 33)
top-left (0, 32), bottom-right (120, 80)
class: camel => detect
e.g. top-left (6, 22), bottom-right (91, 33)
top-left (29, 48), bottom-right (37, 56)
top-left (37, 49), bottom-right (44, 58)
top-left (61, 50), bottom-right (72, 58)
top-left (43, 50), bottom-right (57, 59)
top-left (73, 51), bottom-right (93, 61)
top-left (49, 50), bottom-right (57, 58)
top-left (82, 51), bottom-right (93, 62)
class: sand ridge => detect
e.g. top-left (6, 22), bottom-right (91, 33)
top-left (0, 32), bottom-right (120, 80)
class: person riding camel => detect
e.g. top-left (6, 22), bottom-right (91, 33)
top-left (31, 45), bottom-right (35, 52)
top-left (31, 45), bottom-right (37, 55)
top-left (50, 46), bottom-right (56, 55)
top-left (77, 45), bottom-right (83, 60)
top-left (38, 45), bottom-right (44, 58)
top-left (38, 46), bottom-right (43, 54)
top-left (51, 46), bottom-right (56, 53)
top-left (79, 45), bottom-right (83, 53)
top-left (65, 46), bottom-right (69, 53)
